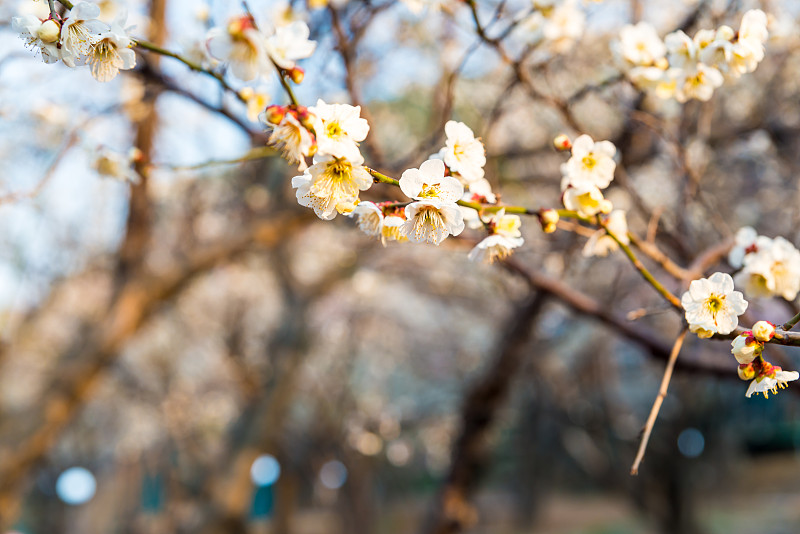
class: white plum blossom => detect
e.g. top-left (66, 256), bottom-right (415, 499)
top-left (674, 63), bottom-right (724, 103)
top-left (264, 21), bottom-right (316, 70)
top-left (207, 16), bottom-right (269, 81)
top-left (735, 236), bottom-right (800, 301)
top-left (562, 184), bottom-right (610, 218)
top-left (308, 100), bottom-right (370, 162)
top-left (665, 30), bottom-right (696, 69)
top-left (261, 111), bottom-right (314, 171)
top-left (681, 272), bottom-right (748, 336)
top-left (561, 135), bottom-right (617, 190)
top-left (401, 201), bottom-right (464, 246)
top-left (12, 15), bottom-right (62, 64)
top-left (60, 2), bottom-right (106, 67)
top-left (293, 154), bottom-right (372, 219)
top-left (518, 0), bottom-right (585, 53)
top-left (239, 88), bottom-right (270, 122)
top-left (439, 121), bottom-right (485, 183)
top-left (400, 159), bottom-right (463, 203)
top-left (87, 14), bottom-right (136, 82)
top-left (582, 210), bottom-right (628, 257)
top-left (617, 22), bottom-right (666, 66)
top-left (351, 201), bottom-right (383, 237)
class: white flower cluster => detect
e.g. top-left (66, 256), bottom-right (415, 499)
top-left (288, 100), bottom-right (371, 219)
top-left (557, 135), bottom-right (629, 257)
top-left (206, 17), bottom-right (316, 82)
top-left (730, 322), bottom-right (799, 398)
top-left (729, 227), bottom-right (800, 301)
top-left (13, 2), bottom-right (136, 82)
top-left (616, 10), bottom-right (769, 103)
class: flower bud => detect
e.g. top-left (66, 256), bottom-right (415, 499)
top-left (37, 19), bottom-right (61, 43)
top-left (738, 363), bottom-right (755, 381)
top-left (716, 25), bottom-right (734, 41)
top-left (295, 107), bottom-right (316, 131)
top-left (264, 105), bottom-right (286, 125)
top-left (752, 320), bottom-right (775, 342)
top-left (288, 67), bottom-right (305, 84)
top-left (553, 134), bottom-right (572, 151)
top-left (654, 57), bottom-right (669, 70)
top-left (600, 199), bottom-right (613, 214)
top-left (239, 87), bottom-right (255, 101)
top-left (731, 332), bottom-right (760, 364)
top-left (539, 209), bottom-right (559, 233)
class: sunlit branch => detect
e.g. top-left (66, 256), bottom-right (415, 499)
top-left (630, 327), bottom-right (688, 475)
top-left (133, 39), bottom-right (245, 101)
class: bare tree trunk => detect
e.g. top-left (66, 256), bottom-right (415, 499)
top-left (421, 292), bottom-right (546, 534)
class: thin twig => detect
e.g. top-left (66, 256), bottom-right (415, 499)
top-left (630, 327), bottom-right (688, 475)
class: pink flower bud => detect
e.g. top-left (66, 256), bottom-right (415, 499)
top-left (553, 134), bottom-right (572, 151)
top-left (752, 321), bottom-right (775, 342)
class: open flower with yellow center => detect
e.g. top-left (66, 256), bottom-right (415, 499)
top-left (60, 2), bottom-right (107, 67)
top-left (308, 100), bottom-right (369, 162)
top-left (562, 184), bottom-right (610, 218)
top-left (439, 120), bottom-right (485, 183)
top-left (87, 14), bottom-right (136, 82)
top-left (401, 201), bottom-right (464, 246)
top-left (399, 159), bottom-right (463, 203)
top-left (681, 272), bottom-right (748, 336)
top-left (674, 62), bottom-right (724, 103)
top-left (561, 134), bottom-right (617, 190)
top-left (207, 16), bottom-right (269, 81)
top-left (351, 201), bottom-right (383, 237)
top-left (617, 21), bottom-right (666, 67)
top-left (292, 154), bottom-right (371, 220)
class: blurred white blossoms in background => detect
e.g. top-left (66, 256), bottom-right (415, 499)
top-left (308, 100), bottom-right (370, 162)
top-left (264, 20), bottom-right (316, 70)
top-left (583, 210), bottom-right (628, 257)
top-left (734, 234), bottom-right (800, 301)
top-left (439, 121), bottom-right (485, 184)
top-left (519, 0), bottom-right (585, 53)
top-left (468, 210), bottom-right (524, 263)
top-left (728, 226), bottom-right (759, 268)
top-left (207, 16), bottom-right (269, 81)
top-left (92, 146), bottom-right (141, 183)
top-left (399, 159), bottom-right (464, 245)
top-left (616, 10), bottom-right (769, 103)
top-left (682, 272), bottom-right (747, 338)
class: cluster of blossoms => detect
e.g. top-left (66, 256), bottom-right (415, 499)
top-left (556, 134), bottom-right (629, 257)
top-left (731, 321), bottom-right (798, 398)
top-left (681, 273), bottom-right (799, 398)
top-left (615, 10), bottom-right (769, 102)
top-left (728, 227), bottom-right (800, 301)
top-left (13, 2), bottom-right (136, 82)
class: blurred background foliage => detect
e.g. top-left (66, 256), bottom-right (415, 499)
top-left (1, 0), bottom-right (800, 532)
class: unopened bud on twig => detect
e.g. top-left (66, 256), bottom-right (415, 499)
top-left (553, 134), bottom-right (572, 151)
